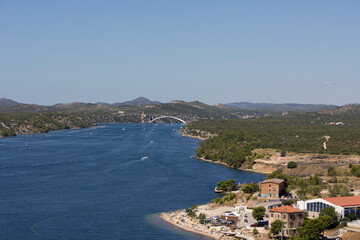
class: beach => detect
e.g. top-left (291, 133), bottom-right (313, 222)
top-left (159, 204), bottom-right (241, 240)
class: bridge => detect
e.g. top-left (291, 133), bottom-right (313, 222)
top-left (149, 116), bottom-right (186, 124)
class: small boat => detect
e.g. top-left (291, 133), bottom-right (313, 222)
top-left (141, 156), bottom-right (148, 160)
top-left (150, 140), bottom-right (154, 143)
top-left (25, 136), bottom-right (29, 148)
top-left (122, 128), bottom-right (126, 131)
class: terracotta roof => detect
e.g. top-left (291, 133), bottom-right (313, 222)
top-left (322, 196), bottom-right (360, 207)
top-left (269, 205), bottom-right (304, 213)
top-left (262, 179), bottom-right (285, 184)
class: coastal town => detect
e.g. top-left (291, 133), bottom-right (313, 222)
top-left (160, 175), bottom-right (360, 240)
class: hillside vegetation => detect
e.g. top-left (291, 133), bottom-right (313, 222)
top-left (0, 100), bottom-right (261, 137)
top-left (182, 105), bottom-right (360, 168)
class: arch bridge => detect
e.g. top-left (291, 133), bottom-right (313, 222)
top-left (149, 116), bottom-right (186, 124)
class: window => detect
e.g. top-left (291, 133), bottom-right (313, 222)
top-left (271, 213), bottom-right (273, 217)
top-left (283, 215), bottom-right (286, 219)
top-left (298, 222), bottom-right (301, 227)
top-left (269, 184), bottom-right (271, 187)
top-left (278, 214), bottom-right (280, 219)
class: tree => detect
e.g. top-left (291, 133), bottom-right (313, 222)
top-left (298, 218), bottom-right (329, 240)
top-left (252, 206), bottom-right (266, 220)
top-left (216, 179), bottom-right (236, 191)
top-left (270, 220), bottom-right (283, 235)
top-left (242, 184), bottom-right (255, 194)
top-left (185, 208), bottom-right (196, 218)
top-left (253, 227), bottom-right (259, 235)
top-left (198, 213), bottom-right (206, 224)
top-left (287, 161), bottom-right (297, 168)
top-left (242, 182), bottom-right (259, 194)
top-left (319, 207), bottom-right (339, 229)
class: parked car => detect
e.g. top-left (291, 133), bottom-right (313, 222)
top-left (250, 221), bottom-right (268, 227)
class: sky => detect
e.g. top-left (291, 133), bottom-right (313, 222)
top-left (0, 1), bottom-right (359, 106)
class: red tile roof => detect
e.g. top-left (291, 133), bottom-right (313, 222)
top-left (322, 196), bottom-right (360, 207)
top-left (269, 205), bottom-right (304, 213)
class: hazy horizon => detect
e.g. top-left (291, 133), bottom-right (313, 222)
top-left (1, 96), bottom-right (354, 107)
top-left (1, 1), bottom-right (359, 106)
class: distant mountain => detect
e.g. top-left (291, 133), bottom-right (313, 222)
top-left (95, 102), bottom-right (111, 106)
top-left (0, 98), bottom-right (19, 107)
top-left (131, 100), bottom-right (250, 119)
top-left (113, 97), bottom-right (161, 106)
top-left (226, 102), bottom-right (339, 112)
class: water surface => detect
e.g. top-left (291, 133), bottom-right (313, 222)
top-left (0, 123), bottom-right (265, 239)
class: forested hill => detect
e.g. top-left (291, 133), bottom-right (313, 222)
top-left (182, 106), bottom-right (360, 168)
top-left (0, 100), bottom-right (261, 137)
top-left (226, 102), bottom-right (339, 112)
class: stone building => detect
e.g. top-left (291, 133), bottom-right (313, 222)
top-left (269, 205), bottom-right (305, 236)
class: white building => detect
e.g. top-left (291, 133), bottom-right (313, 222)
top-left (297, 196), bottom-right (360, 218)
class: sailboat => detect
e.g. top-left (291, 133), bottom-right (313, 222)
top-left (25, 136), bottom-right (29, 148)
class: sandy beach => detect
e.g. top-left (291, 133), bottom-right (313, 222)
top-left (159, 206), bottom-right (237, 240)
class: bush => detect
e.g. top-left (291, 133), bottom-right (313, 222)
top-left (224, 193), bottom-right (236, 202)
top-left (253, 227), bottom-right (259, 235)
top-left (287, 161), bottom-right (297, 169)
top-left (328, 166), bottom-right (337, 176)
top-left (282, 200), bottom-right (295, 206)
top-left (346, 213), bottom-right (357, 221)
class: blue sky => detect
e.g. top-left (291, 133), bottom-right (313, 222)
top-left (0, 1), bottom-right (359, 105)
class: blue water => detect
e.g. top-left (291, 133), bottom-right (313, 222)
top-left (0, 123), bottom-right (265, 239)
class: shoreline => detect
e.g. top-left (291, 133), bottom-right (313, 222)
top-left (159, 212), bottom-right (218, 239)
top-left (159, 211), bottom-right (230, 240)
top-left (196, 156), bottom-right (268, 175)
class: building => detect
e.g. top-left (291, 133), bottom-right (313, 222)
top-left (269, 206), bottom-right (305, 236)
top-left (261, 179), bottom-right (285, 198)
top-left (297, 196), bottom-right (360, 218)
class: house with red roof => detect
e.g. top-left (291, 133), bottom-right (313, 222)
top-left (269, 205), bottom-right (305, 236)
top-left (297, 196), bottom-right (360, 218)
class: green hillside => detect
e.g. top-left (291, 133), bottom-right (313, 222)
top-left (183, 106), bottom-right (360, 168)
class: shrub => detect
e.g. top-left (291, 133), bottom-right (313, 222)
top-left (346, 213), bottom-right (357, 221)
top-left (287, 161), bottom-right (297, 169)
top-left (328, 166), bottom-right (337, 176)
